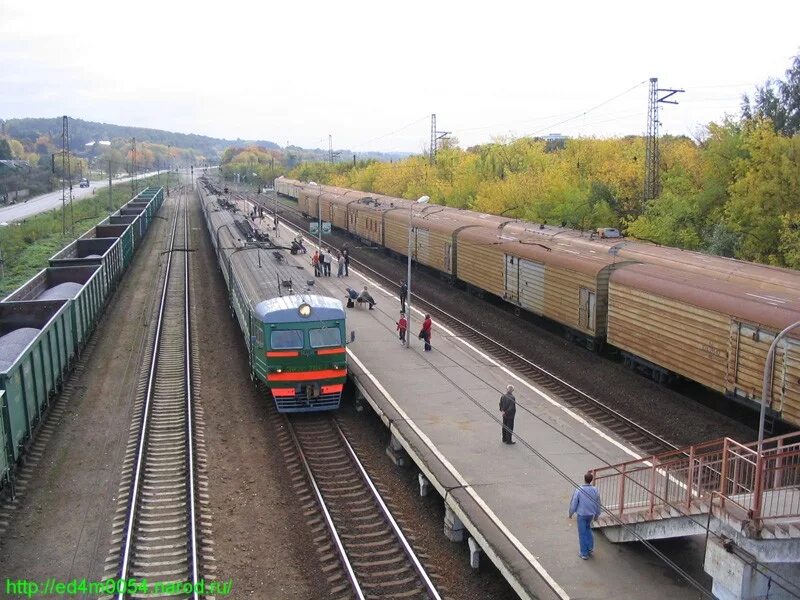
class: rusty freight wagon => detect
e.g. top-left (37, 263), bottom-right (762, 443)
top-left (608, 263), bottom-right (800, 426)
top-left (456, 227), bottom-right (631, 343)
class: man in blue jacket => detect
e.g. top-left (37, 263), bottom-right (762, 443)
top-left (568, 472), bottom-right (602, 559)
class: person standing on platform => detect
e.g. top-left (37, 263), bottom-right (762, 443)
top-left (342, 248), bottom-right (350, 276)
top-left (324, 251), bottom-right (332, 276)
top-left (336, 252), bottom-right (344, 278)
top-left (312, 250), bottom-right (320, 277)
top-left (569, 473), bottom-right (602, 560)
top-left (319, 250), bottom-right (327, 276)
top-left (419, 314), bottom-right (432, 351)
top-left (396, 313), bottom-right (407, 343)
top-left (499, 385), bottom-right (516, 444)
top-left (399, 280), bottom-right (408, 313)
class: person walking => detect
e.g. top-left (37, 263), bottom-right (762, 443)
top-left (318, 249), bottom-right (327, 276)
top-left (336, 252), bottom-right (344, 278)
top-left (396, 313), bottom-right (407, 343)
top-left (399, 280), bottom-right (408, 313)
top-left (342, 248), bottom-right (350, 276)
top-left (312, 250), bottom-right (320, 277)
top-left (499, 385), bottom-right (516, 444)
top-left (569, 473), bottom-right (603, 560)
top-left (419, 314), bottom-right (432, 351)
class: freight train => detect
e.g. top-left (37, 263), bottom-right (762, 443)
top-left (0, 187), bottom-right (165, 493)
top-left (198, 179), bottom-right (348, 412)
top-left (275, 176), bottom-right (800, 429)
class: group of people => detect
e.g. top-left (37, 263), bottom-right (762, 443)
top-left (343, 277), bottom-right (432, 352)
top-left (498, 384), bottom-right (603, 559)
top-left (345, 286), bottom-right (376, 310)
top-left (312, 247), bottom-right (350, 278)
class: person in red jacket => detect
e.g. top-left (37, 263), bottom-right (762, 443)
top-left (420, 314), bottom-right (432, 351)
top-left (396, 313), bottom-right (408, 343)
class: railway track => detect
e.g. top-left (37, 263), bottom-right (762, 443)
top-left (241, 189), bottom-right (676, 457)
top-left (278, 413), bottom-right (443, 600)
top-left (105, 188), bottom-right (210, 598)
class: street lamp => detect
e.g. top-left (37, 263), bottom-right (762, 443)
top-left (405, 195), bottom-right (430, 348)
top-left (753, 319), bottom-right (800, 522)
top-left (318, 190), bottom-right (322, 250)
top-left (758, 320), bottom-right (800, 450)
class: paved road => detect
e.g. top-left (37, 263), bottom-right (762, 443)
top-left (0, 171), bottom-right (162, 224)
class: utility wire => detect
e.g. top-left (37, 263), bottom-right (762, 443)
top-left (524, 80), bottom-right (648, 138)
top-left (349, 115), bottom-right (430, 150)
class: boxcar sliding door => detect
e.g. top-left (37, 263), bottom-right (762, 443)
top-left (579, 287), bottom-right (597, 332)
top-left (504, 255), bottom-right (520, 304)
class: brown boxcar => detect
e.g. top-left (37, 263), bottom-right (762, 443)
top-left (383, 206), bottom-right (486, 276)
top-left (456, 227), bottom-right (629, 338)
top-left (608, 263), bottom-right (800, 426)
top-left (277, 177), bottom-right (310, 199)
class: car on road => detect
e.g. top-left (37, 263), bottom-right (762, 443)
top-left (79, 178), bottom-right (90, 188)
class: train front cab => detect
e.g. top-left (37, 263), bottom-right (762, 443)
top-left (250, 296), bottom-right (347, 413)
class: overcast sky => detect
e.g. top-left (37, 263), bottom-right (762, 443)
top-left (1, 1), bottom-right (798, 153)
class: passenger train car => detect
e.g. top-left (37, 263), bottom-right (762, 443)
top-left (277, 176), bottom-right (800, 428)
top-left (199, 179), bottom-right (347, 412)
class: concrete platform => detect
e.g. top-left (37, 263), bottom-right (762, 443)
top-left (241, 198), bottom-right (711, 599)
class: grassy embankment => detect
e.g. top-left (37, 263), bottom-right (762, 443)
top-left (0, 173), bottom-right (177, 297)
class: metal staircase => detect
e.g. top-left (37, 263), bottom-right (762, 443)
top-left (591, 432), bottom-right (800, 542)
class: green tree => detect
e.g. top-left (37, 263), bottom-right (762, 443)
top-left (0, 139), bottom-right (12, 160)
top-left (742, 52), bottom-right (800, 136)
top-left (724, 120), bottom-right (800, 263)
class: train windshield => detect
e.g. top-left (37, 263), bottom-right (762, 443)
top-left (309, 327), bottom-right (341, 348)
top-left (270, 329), bottom-right (304, 349)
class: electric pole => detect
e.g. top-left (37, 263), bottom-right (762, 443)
top-left (644, 78), bottom-right (684, 201)
top-left (429, 114), bottom-right (451, 165)
top-left (61, 115), bottom-right (73, 236)
top-left (108, 160), bottom-right (112, 214)
top-left (328, 134), bottom-right (340, 164)
top-left (130, 137), bottom-right (137, 196)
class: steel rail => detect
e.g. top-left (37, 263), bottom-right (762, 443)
top-left (116, 191), bottom-right (199, 599)
top-left (284, 418), bottom-right (366, 600)
top-left (334, 421), bottom-right (442, 600)
top-left (183, 193), bottom-right (200, 599)
top-left (116, 192), bottom-right (180, 598)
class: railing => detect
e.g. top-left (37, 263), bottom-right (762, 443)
top-left (592, 432), bottom-right (800, 530)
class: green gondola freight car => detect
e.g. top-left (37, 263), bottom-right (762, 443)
top-left (3, 266), bottom-right (104, 352)
top-left (49, 236), bottom-right (122, 297)
top-left (0, 300), bottom-right (74, 465)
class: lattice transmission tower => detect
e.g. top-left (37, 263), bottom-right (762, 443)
top-left (61, 115), bottom-right (74, 236)
top-left (644, 78), bottom-right (684, 201)
top-left (328, 134), bottom-right (340, 164)
top-left (429, 114), bottom-right (451, 165)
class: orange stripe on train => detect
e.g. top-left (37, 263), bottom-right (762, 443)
top-left (316, 347), bottom-right (346, 355)
top-left (267, 369), bottom-right (347, 382)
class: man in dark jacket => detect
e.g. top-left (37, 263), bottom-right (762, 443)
top-left (399, 280), bottom-right (408, 313)
top-left (499, 385), bottom-right (517, 444)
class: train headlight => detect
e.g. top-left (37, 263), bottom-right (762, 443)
top-left (298, 303), bottom-right (312, 318)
